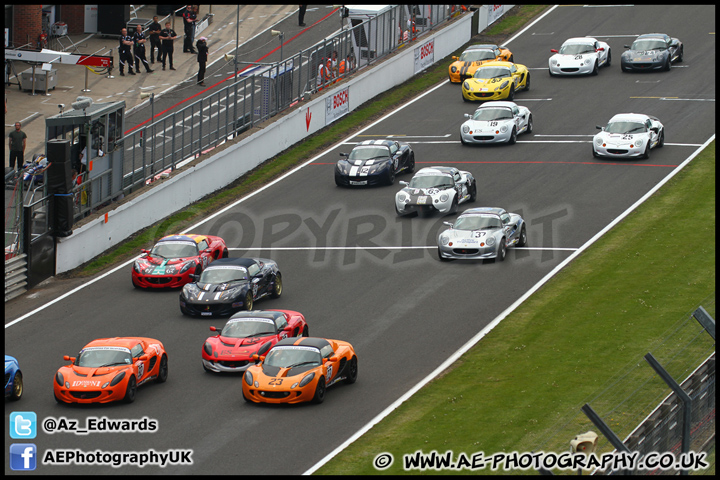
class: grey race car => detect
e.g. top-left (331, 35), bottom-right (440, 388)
top-left (621, 33), bottom-right (683, 72)
top-left (395, 166), bottom-right (476, 216)
top-left (437, 207), bottom-right (527, 261)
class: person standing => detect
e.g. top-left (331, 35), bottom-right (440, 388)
top-left (133, 25), bottom-right (154, 73)
top-left (8, 122), bottom-right (27, 173)
top-left (196, 37), bottom-right (208, 86)
top-left (183, 5), bottom-right (197, 53)
top-left (147, 16), bottom-right (162, 64)
top-left (159, 21), bottom-right (178, 71)
top-left (298, 5), bottom-right (307, 27)
top-left (118, 28), bottom-right (135, 76)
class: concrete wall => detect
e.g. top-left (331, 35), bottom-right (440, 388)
top-left (56, 12), bottom-right (478, 273)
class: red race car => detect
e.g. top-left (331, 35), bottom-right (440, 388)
top-left (202, 310), bottom-right (308, 373)
top-left (132, 233), bottom-right (228, 289)
top-left (54, 337), bottom-right (168, 404)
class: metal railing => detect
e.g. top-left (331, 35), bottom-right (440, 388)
top-left (116, 5), bottom-right (461, 198)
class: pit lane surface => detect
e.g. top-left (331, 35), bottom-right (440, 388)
top-left (5, 5), bottom-right (715, 475)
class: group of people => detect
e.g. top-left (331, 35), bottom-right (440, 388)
top-left (116, 6), bottom-right (209, 87)
top-left (316, 50), bottom-right (356, 91)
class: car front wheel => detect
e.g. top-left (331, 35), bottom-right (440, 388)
top-left (343, 356), bottom-right (358, 384)
top-left (312, 376), bottom-right (326, 404)
top-left (270, 273), bottom-right (282, 298)
top-left (244, 291), bottom-right (254, 311)
top-left (496, 238), bottom-right (507, 262)
top-left (124, 375), bottom-right (137, 403)
top-left (10, 372), bottom-right (23, 401)
top-left (517, 225), bottom-right (527, 247)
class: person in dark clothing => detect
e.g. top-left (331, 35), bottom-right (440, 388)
top-left (133, 25), bottom-right (154, 73)
top-left (8, 122), bottom-right (27, 172)
top-left (118, 28), bottom-right (135, 76)
top-left (147, 16), bottom-right (162, 64)
top-left (159, 21), bottom-right (178, 71)
top-left (196, 37), bottom-right (209, 86)
top-left (183, 5), bottom-right (198, 53)
top-left (298, 5), bottom-right (307, 26)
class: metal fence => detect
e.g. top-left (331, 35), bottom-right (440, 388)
top-left (118, 5), bottom-right (460, 198)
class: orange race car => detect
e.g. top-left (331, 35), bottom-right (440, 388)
top-left (448, 44), bottom-right (514, 83)
top-left (242, 337), bottom-right (357, 405)
top-left (54, 337), bottom-right (168, 404)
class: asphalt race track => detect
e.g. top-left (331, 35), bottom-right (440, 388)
top-left (5, 5), bottom-right (715, 475)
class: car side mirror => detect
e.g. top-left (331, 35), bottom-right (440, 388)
top-left (596, 47), bottom-right (604, 52)
top-left (204, 248), bottom-right (212, 254)
top-left (452, 56), bottom-right (458, 60)
top-left (64, 355), bottom-right (75, 363)
top-left (443, 221), bottom-right (453, 227)
top-left (209, 326), bottom-right (218, 332)
top-left (399, 181), bottom-right (409, 186)
top-left (464, 113), bottom-right (471, 119)
top-left (139, 355), bottom-right (149, 362)
top-left (550, 49), bottom-right (558, 53)
top-left (596, 125), bottom-right (603, 130)
top-left (624, 45), bottom-right (631, 49)
top-left (283, 326), bottom-right (293, 332)
top-left (141, 249), bottom-right (149, 254)
top-left (329, 356), bottom-right (338, 362)
top-left (189, 274), bottom-right (198, 281)
top-left (650, 127), bottom-right (658, 133)
top-left (339, 152), bottom-right (348, 157)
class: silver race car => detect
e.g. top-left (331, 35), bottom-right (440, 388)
top-left (437, 207), bottom-right (527, 261)
top-left (460, 101), bottom-right (533, 145)
top-left (395, 166), bottom-right (476, 216)
top-left (549, 37), bottom-right (611, 76)
top-left (593, 113), bottom-right (665, 160)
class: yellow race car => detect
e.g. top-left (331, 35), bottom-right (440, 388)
top-left (461, 61), bottom-right (530, 103)
top-left (448, 44), bottom-right (513, 83)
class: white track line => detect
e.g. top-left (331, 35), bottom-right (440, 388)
top-left (229, 246), bottom-right (577, 251)
top-left (5, 79), bottom-right (452, 330)
top-left (303, 132), bottom-right (716, 475)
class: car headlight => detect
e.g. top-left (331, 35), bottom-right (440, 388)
top-left (462, 125), bottom-right (469, 134)
top-left (500, 125), bottom-right (508, 133)
top-left (439, 193), bottom-right (449, 203)
top-left (244, 370), bottom-right (253, 386)
top-left (109, 371), bottom-right (126, 387)
top-left (550, 59), bottom-right (557, 66)
top-left (56, 372), bottom-right (64, 386)
top-left (585, 58), bottom-right (592, 65)
top-left (486, 236), bottom-right (496, 247)
top-left (203, 342), bottom-right (212, 356)
top-left (440, 235), bottom-right (450, 246)
top-left (397, 192), bottom-right (407, 203)
top-left (299, 372), bottom-right (315, 387)
top-left (595, 137), bottom-right (603, 146)
top-left (451, 66), bottom-right (457, 73)
top-left (498, 80), bottom-right (509, 90)
top-left (463, 81), bottom-right (470, 90)
top-left (634, 139), bottom-right (643, 147)
top-left (179, 260), bottom-right (196, 274)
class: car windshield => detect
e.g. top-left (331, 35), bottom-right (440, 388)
top-left (264, 346), bottom-right (322, 368)
top-left (459, 50), bottom-right (496, 62)
top-left (559, 43), bottom-right (595, 55)
top-left (473, 108), bottom-right (513, 121)
top-left (151, 241), bottom-right (198, 258)
top-left (348, 146), bottom-right (390, 161)
top-left (200, 267), bottom-right (248, 283)
top-left (631, 39), bottom-right (667, 51)
top-left (605, 121), bottom-right (647, 134)
top-left (77, 347), bottom-right (132, 368)
top-left (473, 67), bottom-right (511, 79)
top-left (454, 215), bottom-right (503, 231)
top-left (408, 175), bottom-right (454, 189)
top-left (221, 319), bottom-right (276, 338)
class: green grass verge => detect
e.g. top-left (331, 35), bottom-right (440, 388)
top-left (67, 5), bottom-right (550, 277)
top-left (316, 144), bottom-right (715, 475)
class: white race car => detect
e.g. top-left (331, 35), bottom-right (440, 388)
top-left (395, 166), bottom-right (476, 217)
top-left (593, 113), bottom-right (665, 160)
top-left (549, 37), bottom-right (611, 76)
top-left (460, 101), bottom-right (532, 145)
